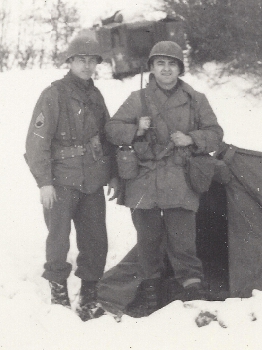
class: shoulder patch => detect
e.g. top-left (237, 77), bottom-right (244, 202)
top-left (35, 113), bottom-right (45, 128)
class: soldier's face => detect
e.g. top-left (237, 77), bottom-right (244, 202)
top-left (70, 55), bottom-right (98, 80)
top-left (150, 56), bottom-right (180, 89)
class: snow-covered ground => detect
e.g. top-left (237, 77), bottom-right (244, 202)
top-left (1, 65), bottom-right (262, 350)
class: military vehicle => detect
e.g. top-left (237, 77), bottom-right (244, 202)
top-left (83, 12), bottom-right (186, 78)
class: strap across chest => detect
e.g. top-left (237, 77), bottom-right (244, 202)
top-left (53, 81), bottom-right (99, 147)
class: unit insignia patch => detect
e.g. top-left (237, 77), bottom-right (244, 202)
top-left (35, 113), bottom-right (45, 128)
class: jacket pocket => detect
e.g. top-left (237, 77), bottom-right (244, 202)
top-left (52, 156), bottom-right (82, 186)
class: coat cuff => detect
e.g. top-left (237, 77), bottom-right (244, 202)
top-left (188, 131), bottom-right (207, 154)
top-left (36, 177), bottom-right (53, 188)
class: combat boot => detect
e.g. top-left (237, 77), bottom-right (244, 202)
top-left (183, 282), bottom-right (211, 301)
top-left (125, 278), bottom-right (161, 318)
top-left (76, 280), bottom-right (105, 322)
top-left (49, 280), bottom-right (71, 308)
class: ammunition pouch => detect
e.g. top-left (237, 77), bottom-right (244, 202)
top-left (52, 145), bottom-right (86, 160)
top-left (52, 142), bottom-right (111, 192)
top-left (52, 135), bottom-right (103, 161)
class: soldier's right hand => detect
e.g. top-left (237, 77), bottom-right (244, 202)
top-left (137, 116), bottom-right (151, 136)
top-left (40, 185), bottom-right (57, 209)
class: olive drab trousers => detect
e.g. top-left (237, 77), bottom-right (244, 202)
top-left (131, 207), bottom-right (204, 284)
top-left (42, 186), bottom-right (108, 283)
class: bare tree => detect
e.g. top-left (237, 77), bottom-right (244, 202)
top-left (0, 1), bottom-right (11, 71)
top-left (0, 0), bottom-right (81, 70)
top-left (48, 0), bottom-right (81, 66)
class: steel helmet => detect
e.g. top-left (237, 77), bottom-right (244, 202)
top-left (147, 41), bottom-right (184, 74)
top-left (65, 36), bottom-right (103, 63)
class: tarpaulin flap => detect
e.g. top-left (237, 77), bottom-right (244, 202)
top-left (226, 148), bottom-right (262, 297)
top-left (98, 144), bottom-right (262, 310)
top-left (227, 148), bottom-right (262, 206)
top-left (98, 246), bottom-right (142, 314)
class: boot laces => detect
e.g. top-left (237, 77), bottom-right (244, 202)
top-left (49, 281), bottom-right (71, 308)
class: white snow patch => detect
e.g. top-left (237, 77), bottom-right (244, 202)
top-left (1, 65), bottom-right (262, 349)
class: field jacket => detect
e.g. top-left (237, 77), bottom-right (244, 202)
top-left (25, 71), bottom-right (117, 194)
top-left (105, 76), bottom-right (223, 210)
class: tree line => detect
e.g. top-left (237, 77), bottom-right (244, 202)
top-left (0, 0), bottom-right (261, 75)
top-left (0, 0), bottom-right (80, 71)
top-left (162, 0), bottom-right (262, 74)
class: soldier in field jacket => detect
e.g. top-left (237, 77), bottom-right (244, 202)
top-left (105, 41), bottom-right (223, 316)
top-left (25, 36), bottom-right (119, 321)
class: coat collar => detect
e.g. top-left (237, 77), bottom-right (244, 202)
top-left (146, 75), bottom-right (190, 108)
top-left (61, 71), bottom-right (96, 104)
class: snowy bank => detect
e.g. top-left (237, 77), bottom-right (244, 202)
top-left (1, 66), bottom-right (262, 349)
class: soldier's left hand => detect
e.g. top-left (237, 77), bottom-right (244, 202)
top-left (170, 131), bottom-right (194, 147)
top-left (107, 177), bottom-right (120, 201)
top-left (40, 185), bottom-right (57, 209)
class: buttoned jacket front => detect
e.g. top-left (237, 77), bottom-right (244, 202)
top-left (106, 76), bottom-right (223, 210)
top-left (26, 72), bottom-right (115, 193)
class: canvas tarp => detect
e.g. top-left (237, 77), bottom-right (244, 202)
top-left (223, 146), bottom-right (262, 297)
top-left (98, 246), bottom-right (142, 314)
top-left (98, 144), bottom-right (262, 313)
